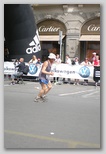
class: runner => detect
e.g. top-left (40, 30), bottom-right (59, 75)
top-left (34, 53), bottom-right (56, 102)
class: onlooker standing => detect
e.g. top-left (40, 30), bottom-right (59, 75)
top-left (92, 54), bottom-right (100, 66)
top-left (65, 54), bottom-right (71, 65)
top-left (73, 57), bottom-right (80, 85)
top-left (29, 55), bottom-right (38, 64)
top-left (81, 57), bottom-right (92, 85)
top-left (91, 52), bottom-right (96, 63)
top-left (92, 54), bottom-right (100, 86)
top-left (63, 54), bottom-right (72, 84)
top-left (53, 54), bottom-right (61, 84)
top-left (36, 58), bottom-right (42, 65)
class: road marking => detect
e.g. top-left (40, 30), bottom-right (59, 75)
top-left (4, 85), bottom-right (10, 87)
top-left (4, 130), bottom-right (100, 148)
top-left (59, 89), bottom-right (95, 96)
top-left (82, 91), bottom-right (99, 98)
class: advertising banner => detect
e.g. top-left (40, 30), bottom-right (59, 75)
top-left (4, 62), bottom-right (99, 81)
top-left (51, 63), bottom-right (94, 80)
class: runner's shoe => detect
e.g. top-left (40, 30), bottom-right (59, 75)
top-left (34, 96), bottom-right (41, 102)
top-left (41, 95), bottom-right (47, 102)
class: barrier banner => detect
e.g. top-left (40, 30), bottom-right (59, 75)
top-left (4, 62), bottom-right (41, 76)
top-left (4, 62), bottom-right (96, 80)
top-left (51, 63), bottom-right (94, 80)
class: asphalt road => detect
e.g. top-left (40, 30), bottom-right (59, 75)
top-left (4, 80), bottom-right (100, 149)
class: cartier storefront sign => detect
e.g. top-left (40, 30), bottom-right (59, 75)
top-left (81, 17), bottom-right (100, 35)
top-left (37, 19), bottom-right (66, 35)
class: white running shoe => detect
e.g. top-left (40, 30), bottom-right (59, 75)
top-left (34, 96), bottom-right (41, 102)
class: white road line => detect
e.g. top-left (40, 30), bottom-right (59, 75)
top-left (4, 84), bottom-right (11, 87)
top-left (59, 89), bottom-right (95, 96)
top-left (82, 91), bottom-right (99, 98)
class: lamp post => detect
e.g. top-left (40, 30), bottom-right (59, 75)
top-left (59, 30), bottom-right (62, 59)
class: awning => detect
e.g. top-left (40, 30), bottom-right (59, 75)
top-left (79, 35), bottom-right (100, 41)
top-left (39, 35), bottom-right (65, 41)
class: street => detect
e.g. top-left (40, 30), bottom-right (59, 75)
top-left (4, 80), bottom-right (100, 148)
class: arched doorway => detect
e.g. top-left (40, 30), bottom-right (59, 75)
top-left (37, 19), bottom-right (67, 62)
top-left (79, 17), bottom-right (100, 62)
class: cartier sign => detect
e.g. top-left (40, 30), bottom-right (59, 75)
top-left (37, 19), bottom-right (66, 35)
top-left (39, 25), bottom-right (60, 33)
top-left (87, 24), bottom-right (100, 32)
top-left (81, 17), bottom-right (100, 35)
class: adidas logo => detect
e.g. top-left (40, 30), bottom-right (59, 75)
top-left (26, 30), bottom-right (41, 54)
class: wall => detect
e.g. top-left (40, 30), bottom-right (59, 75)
top-left (32, 4), bottom-right (100, 59)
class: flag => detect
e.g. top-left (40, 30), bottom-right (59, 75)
top-left (4, 4), bottom-right (41, 61)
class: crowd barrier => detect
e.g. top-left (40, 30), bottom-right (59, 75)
top-left (4, 62), bottom-right (100, 81)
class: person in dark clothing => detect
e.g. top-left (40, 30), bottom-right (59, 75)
top-left (10, 58), bottom-right (25, 85)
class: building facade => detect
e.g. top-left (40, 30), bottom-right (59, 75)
top-left (32, 4), bottom-right (100, 62)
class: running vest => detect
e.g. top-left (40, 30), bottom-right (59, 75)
top-left (39, 60), bottom-right (51, 80)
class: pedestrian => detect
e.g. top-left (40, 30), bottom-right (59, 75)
top-left (34, 53), bottom-right (56, 102)
top-left (10, 58), bottom-right (25, 85)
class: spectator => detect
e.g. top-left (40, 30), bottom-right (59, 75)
top-left (63, 54), bottom-right (71, 84)
top-left (10, 58), bottom-right (25, 85)
top-left (65, 54), bottom-right (71, 65)
top-left (29, 55), bottom-right (38, 64)
top-left (73, 57), bottom-right (80, 85)
top-left (91, 52), bottom-right (97, 62)
top-left (92, 54), bottom-right (100, 86)
top-left (81, 57), bottom-right (92, 85)
top-left (36, 58), bottom-right (42, 65)
top-left (92, 54), bottom-right (100, 66)
top-left (53, 54), bottom-right (61, 84)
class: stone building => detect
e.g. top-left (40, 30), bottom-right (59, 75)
top-left (32, 4), bottom-right (100, 63)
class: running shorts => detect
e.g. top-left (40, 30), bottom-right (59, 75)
top-left (39, 79), bottom-right (49, 84)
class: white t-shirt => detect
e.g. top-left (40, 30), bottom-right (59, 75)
top-left (66, 58), bottom-right (71, 65)
top-left (55, 58), bottom-right (61, 63)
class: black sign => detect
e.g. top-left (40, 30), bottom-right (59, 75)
top-left (4, 4), bottom-right (41, 61)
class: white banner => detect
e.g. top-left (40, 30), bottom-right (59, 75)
top-left (4, 62), bottom-right (100, 81)
top-left (51, 63), bottom-right (94, 80)
top-left (4, 62), bottom-right (42, 76)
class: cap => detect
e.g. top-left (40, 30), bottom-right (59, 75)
top-left (92, 52), bottom-right (96, 55)
top-left (48, 53), bottom-right (56, 59)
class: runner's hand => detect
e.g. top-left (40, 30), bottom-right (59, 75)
top-left (50, 72), bottom-right (54, 75)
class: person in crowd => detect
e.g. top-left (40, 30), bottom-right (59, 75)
top-left (63, 54), bottom-right (72, 84)
top-left (53, 54), bottom-right (62, 84)
top-left (34, 53), bottom-right (56, 102)
top-left (81, 57), bottom-right (92, 85)
top-left (91, 52), bottom-right (97, 62)
top-left (92, 54), bottom-right (100, 66)
top-left (29, 55), bottom-right (38, 64)
top-left (36, 58), bottom-right (42, 65)
top-left (73, 57), bottom-right (80, 85)
top-left (4, 47), bottom-right (9, 61)
top-left (92, 54), bottom-right (100, 86)
top-left (65, 54), bottom-right (71, 65)
top-left (10, 58), bottom-right (25, 85)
